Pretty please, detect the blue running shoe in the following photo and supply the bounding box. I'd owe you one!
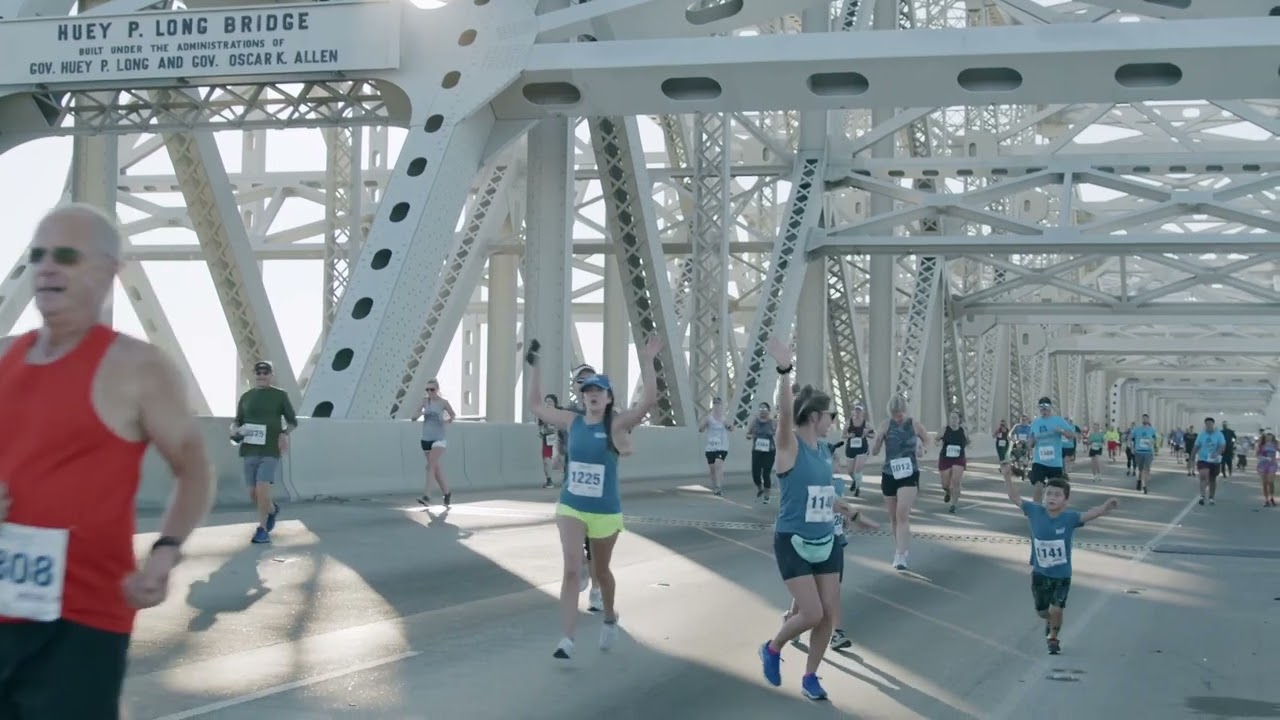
[759,641,782,686]
[252,527,271,544]
[266,503,280,532]
[801,673,827,701]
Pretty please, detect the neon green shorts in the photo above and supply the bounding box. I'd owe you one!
[556,503,625,539]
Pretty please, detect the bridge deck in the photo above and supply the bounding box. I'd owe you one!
[125,456,1280,719]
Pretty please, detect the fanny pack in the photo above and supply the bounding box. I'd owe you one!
[790,533,835,564]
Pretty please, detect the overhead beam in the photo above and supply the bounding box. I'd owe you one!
[812,232,1280,256]
[956,303,1280,326]
[827,151,1280,181]
[1050,336,1280,356]
[495,18,1280,118]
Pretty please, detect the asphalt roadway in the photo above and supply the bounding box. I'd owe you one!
[124,453,1280,719]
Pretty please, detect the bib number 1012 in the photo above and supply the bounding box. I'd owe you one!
[0,551,56,587]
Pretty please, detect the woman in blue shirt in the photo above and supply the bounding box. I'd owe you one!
[524,336,663,661]
[758,337,862,702]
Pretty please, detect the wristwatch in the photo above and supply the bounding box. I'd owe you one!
[152,535,183,561]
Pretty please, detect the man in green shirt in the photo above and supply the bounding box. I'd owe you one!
[232,360,298,544]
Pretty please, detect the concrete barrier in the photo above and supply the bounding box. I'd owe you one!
[134,418,1000,510]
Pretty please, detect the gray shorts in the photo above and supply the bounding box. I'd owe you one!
[243,455,280,487]
[1134,453,1153,471]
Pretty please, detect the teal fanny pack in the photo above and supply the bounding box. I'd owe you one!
[790,533,835,563]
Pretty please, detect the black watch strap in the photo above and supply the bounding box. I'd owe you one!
[152,536,183,552]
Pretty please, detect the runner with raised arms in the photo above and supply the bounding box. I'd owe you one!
[757,337,859,701]
[525,336,662,660]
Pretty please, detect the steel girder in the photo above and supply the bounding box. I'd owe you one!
[587,115,693,425]
[689,111,731,413]
[164,130,300,404]
[729,121,826,424]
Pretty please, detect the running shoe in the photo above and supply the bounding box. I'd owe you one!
[800,673,828,700]
[759,642,782,686]
[265,502,280,532]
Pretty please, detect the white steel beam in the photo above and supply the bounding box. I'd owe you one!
[828,151,1280,181]
[689,111,731,413]
[813,233,1280,255]
[392,162,514,419]
[1050,336,1280,355]
[1073,0,1279,19]
[497,18,1280,118]
[164,130,300,403]
[960,304,1280,326]
[587,115,692,425]
[536,0,825,42]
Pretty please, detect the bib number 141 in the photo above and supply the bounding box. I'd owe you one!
[0,523,69,622]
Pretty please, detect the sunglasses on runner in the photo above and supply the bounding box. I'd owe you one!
[28,246,82,266]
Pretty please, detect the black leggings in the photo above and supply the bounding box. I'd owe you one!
[751,451,775,490]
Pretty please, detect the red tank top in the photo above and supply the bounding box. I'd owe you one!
[0,325,148,634]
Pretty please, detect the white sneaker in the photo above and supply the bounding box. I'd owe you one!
[553,637,574,659]
[600,617,620,651]
[578,570,589,594]
[589,587,603,612]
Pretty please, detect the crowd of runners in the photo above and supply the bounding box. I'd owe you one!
[1,204,1275,715]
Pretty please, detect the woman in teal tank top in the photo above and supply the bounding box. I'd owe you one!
[758,337,865,702]
[524,335,663,662]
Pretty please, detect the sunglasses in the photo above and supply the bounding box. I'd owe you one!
[254,369,272,376]
[426,387,439,392]
[28,246,82,266]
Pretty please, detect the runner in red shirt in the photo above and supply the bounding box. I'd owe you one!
[0,204,214,719]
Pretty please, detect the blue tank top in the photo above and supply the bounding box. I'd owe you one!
[558,415,621,514]
[774,439,836,540]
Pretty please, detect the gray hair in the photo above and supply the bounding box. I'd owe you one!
[888,394,909,416]
[34,203,123,262]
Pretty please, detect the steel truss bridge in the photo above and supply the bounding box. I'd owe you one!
[1,0,1277,434]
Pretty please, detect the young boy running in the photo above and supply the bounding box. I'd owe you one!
[1002,474,1119,654]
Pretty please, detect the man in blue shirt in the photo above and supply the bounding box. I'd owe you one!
[1027,397,1077,503]
[1002,473,1119,655]
[1194,417,1227,506]
[1130,414,1158,495]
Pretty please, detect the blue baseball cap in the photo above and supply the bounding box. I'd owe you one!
[579,374,612,392]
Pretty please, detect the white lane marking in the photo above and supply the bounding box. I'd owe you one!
[148,651,421,720]
[987,492,1201,720]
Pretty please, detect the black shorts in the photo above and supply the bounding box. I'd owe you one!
[1028,463,1065,485]
[1088,449,1102,457]
[844,445,868,459]
[421,440,445,452]
[996,444,1009,463]
[705,450,728,464]
[1031,573,1072,612]
[0,620,130,719]
[1196,461,1221,480]
[774,532,844,581]
[1062,448,1076,459]
[881,470,920,497]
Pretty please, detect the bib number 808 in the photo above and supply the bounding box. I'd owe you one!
[0,551,56,587]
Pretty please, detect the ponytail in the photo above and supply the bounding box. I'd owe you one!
[603,394,619,455]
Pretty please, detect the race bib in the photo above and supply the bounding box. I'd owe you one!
[945,445,961,458]
[1036,445,1055,462]
[1137,438,1152,451]
[754,438,771,452]
[566,461,605,498]
[889,457,913,480]
[805,485,836,523]
[0,523,69,622]
[706,436,725,452]
[849,437,863,449]
[241,423,267,446]
[997,439,1007,447]
[545,435,556,447]
[1033,538,1067,568]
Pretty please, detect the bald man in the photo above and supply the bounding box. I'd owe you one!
[0,204,214,719]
